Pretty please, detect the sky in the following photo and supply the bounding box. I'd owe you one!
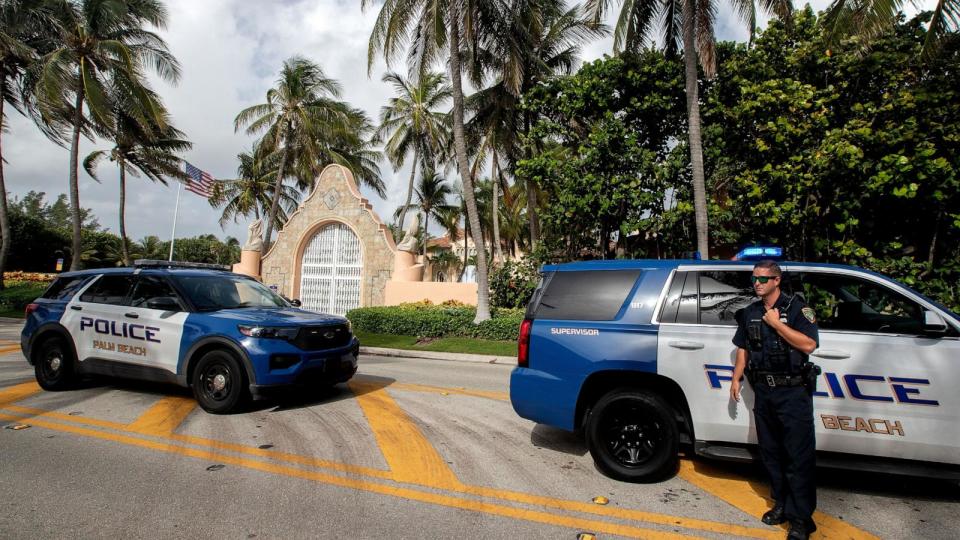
[4,0,932,245]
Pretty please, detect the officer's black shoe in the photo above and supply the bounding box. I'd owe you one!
[786,519,816,540]
[761,505,786,525]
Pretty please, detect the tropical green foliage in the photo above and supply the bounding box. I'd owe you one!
[489,258,541,309]
[347,302,525,341]
[702,8,960,311]
[518,51,687,259]
[7,190,239,270]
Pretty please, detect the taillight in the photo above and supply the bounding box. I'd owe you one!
[517,319,533,368]
[25,303,39,317]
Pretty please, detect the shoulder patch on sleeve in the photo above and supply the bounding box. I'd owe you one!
[801,307,816,323]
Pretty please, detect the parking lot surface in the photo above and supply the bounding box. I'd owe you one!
[1,321,957,539]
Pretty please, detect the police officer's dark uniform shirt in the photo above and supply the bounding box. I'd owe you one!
[733,293,819,373]
[732,292,820,529]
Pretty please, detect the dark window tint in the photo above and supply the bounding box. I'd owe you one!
[796,272,927,335]
[699,271,755,325]
[676,272,699,324]
[534,270,641,321]
[79,275,135,305]
[130,275,182,310]
[658,271,687,323]
[42,276,91,301]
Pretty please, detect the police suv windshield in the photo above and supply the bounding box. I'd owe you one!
[171,274,289,311]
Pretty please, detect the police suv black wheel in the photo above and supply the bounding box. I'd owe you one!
[586,389,679,483]
[34,337,77,391]
[192,350,247,414]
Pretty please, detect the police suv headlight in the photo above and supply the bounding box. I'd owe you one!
[238,326,299,340]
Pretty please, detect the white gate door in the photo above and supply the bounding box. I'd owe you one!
[299,223,362,315]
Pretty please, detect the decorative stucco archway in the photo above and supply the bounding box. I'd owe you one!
[260,164,395,311]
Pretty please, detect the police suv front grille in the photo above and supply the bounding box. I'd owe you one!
[292,324,351,351]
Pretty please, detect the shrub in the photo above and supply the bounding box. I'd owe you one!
[489,258,541,309]
[347,303,523,341]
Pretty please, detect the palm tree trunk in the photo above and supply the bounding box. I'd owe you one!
[263,131,290,251]
[399,147,418,231]
[449,12,491,322]
[492,150,503,264]
[68,90,85,271]
[0,93,10,289]
[119,161,130,266]
[683,0,710,260]
[421,211,430,281]
[523,112,541,249]
[459,217,470,282]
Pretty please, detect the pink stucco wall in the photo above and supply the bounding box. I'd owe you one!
[384,281,478,306]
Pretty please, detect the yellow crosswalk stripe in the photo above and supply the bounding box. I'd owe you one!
[350,380,463,490]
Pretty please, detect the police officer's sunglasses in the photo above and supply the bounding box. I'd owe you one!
[750,275,779,284]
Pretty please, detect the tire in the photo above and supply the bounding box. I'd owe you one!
[191,350,248,414]
[585,388,679,482]
[34,336,77,391]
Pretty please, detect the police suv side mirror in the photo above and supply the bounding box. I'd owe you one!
[147,296,181,312]
[290,299,302,308]
[922,310,948,335]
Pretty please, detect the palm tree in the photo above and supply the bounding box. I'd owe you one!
[825,0,959,58]
[83,89,191,266]
[396,169,457,271]
[235,56,358,250]
[375,71,452,232]
[0,0,57,288]
[209,149,301,231]
[35,0,181,271]
[469,1,605,249]
[585,0,790,259]
[364,0,503,321]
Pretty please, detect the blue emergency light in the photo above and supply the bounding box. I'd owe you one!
[734,245,783,261]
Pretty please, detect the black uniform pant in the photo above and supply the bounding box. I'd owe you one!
[752,383,816,523]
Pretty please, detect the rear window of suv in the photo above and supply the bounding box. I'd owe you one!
[42,276,92,301]
[531,270,641,321]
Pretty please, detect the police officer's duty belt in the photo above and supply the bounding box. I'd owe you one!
[751,372,805,388]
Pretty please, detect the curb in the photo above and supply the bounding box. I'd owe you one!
[0,317,24,324]
[359,346,516,366]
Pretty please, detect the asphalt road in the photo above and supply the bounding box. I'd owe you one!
[1,320,958,539]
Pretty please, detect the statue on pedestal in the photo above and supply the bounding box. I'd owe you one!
[244,219,264,252]
[396,213,419,252]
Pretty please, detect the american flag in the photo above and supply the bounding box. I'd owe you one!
[184,162,216,198]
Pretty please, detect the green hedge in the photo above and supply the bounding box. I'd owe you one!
[347,301,524,341]
[0,281,48,314]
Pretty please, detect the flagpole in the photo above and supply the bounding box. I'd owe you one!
[168,179,183,261]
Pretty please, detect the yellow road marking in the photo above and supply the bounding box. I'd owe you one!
[127,396,197,435]
[5,404,129,431]
[0,381,40,408]
[350,380,463,489]
[0,345,23,355]
[678,459,879,539]
[0,411,700,540]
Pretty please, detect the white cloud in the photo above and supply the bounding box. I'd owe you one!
[3,0,939,251]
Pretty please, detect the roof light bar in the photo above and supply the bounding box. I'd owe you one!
[132,259,232,271]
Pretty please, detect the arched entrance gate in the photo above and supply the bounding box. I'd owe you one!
[299,223,362,315]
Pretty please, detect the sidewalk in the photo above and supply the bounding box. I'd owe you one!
[359,346,516,366]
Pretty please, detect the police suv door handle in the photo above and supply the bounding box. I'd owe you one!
[124,312,139,319]
[70,305,82,311]
[668,340,705,350]
[811,349,850,360]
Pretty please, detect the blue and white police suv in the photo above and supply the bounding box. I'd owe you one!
[510,252,960,482]
[20,260,359,413]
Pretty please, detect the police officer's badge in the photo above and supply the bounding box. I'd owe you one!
[801,307,817,323]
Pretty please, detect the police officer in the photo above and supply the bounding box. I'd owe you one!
[730,260,820,540]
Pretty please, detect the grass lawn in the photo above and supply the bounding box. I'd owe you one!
[355,330,517,357]
[0,308,25,319]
